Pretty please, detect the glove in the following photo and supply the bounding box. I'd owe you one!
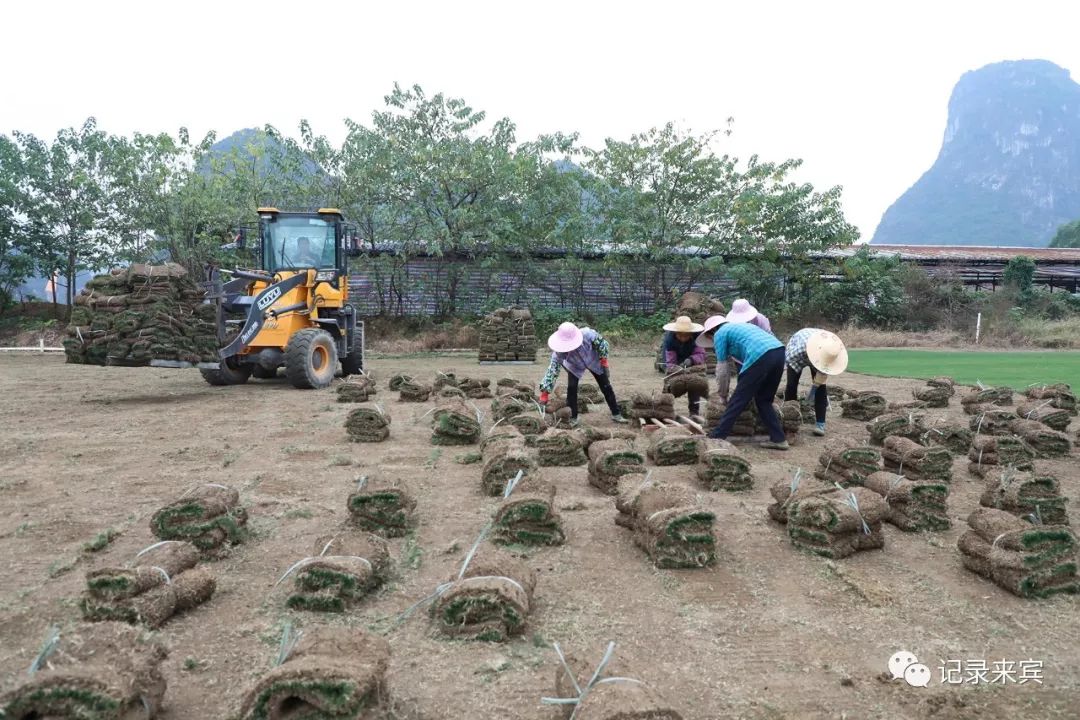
[681,358,693,368]
[599,357,609,369]
[539,391,550,405]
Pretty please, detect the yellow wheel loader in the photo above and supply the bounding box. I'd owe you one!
[192,207,365,389]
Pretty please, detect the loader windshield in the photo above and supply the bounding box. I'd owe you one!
[263,216,336,271]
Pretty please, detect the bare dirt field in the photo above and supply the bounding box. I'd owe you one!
[1,351,1078,719]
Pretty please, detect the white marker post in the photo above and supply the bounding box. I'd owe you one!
[975,312,982,345]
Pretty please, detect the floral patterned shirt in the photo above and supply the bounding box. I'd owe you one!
[539,327,609,392]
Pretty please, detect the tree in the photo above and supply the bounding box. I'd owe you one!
[14,119,121,315]
[0,134,34,310]
[1049,219,1080,248]
[1003,255,1036,292]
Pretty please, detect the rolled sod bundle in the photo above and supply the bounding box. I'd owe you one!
[962,386,1013,409]
[495,380,534,401]
[482,443,539,497]
[663,366,711,399]
[696,440,753,492]
[579,382,603,405]
[430,398,481,446]
[345,406,390,443]
[477,306,539,362]
[347,480,416,537]
[491,394,533,420]
[863,471,950,532]
[767,476,842,524]
[968,435,1036,477]
[388,373,412,391]
[459,376,493,399]
[336,376,376,403]
[545,392,587,420]
[509,413,545,435]
[63,263,222,366]
[704,397,725,427]
[726,401,801,440]
[867,412,927,445]
[881,435,953,482]
[626,392,676,421]
[928,376,956,391]
[979,468,1069,525]
[957,507,1080,598]
[1026,383,1077,416]
[574,425,637,449]
[433,370,459,389]
[888,399,929,412]
[587,439,646,495]
[534,428,588,466]
[814,438,883,486]
[149,484,247,552]
[285,533,390,612]
[431,547,536,641]
[85,541,199,601]
[238,626,390,720]
[840,391,888,421]
[1008,418,1073,458]
[920,420,974,454]
[437,385,466,399]
[0,622,168,719]
[550,645,683,720]
[674,290,726,320]
[398,380,432,402]
[913,384,952,408]
[1016,401,1072,432]
[616,479,716,568]
[647,426,704,466]
[786,487,887,559]
[492,477,565,546]
[80,566,216,628]
[968,405,1017,434]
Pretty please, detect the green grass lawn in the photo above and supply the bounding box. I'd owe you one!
[848,350,1080,391]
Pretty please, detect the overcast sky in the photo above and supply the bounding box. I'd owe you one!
[3,0,1078,241]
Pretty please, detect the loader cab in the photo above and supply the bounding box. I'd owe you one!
[256,207,356,275]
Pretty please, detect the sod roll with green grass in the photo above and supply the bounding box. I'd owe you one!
[430,547,536,642]
[149,484,247,552]
[239,626,390,719]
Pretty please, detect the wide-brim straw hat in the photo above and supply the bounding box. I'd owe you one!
[806,330,848,375]
[663,315,704,334]
[695,315,728,348]
[726,298,759,324]
[548,322,584,353]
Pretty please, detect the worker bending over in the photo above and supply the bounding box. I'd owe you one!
[784,328,848,437]
[698,316,789,450]
[661,315,708,416]
[539,322,630,427]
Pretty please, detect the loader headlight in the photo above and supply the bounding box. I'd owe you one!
[315,271,336,282]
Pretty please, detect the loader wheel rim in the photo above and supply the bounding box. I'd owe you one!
[312,345,329,371]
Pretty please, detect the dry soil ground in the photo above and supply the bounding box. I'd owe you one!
[0,352,1078,719]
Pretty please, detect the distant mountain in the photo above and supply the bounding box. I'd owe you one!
[202,128,320,179]
[872,59,1080,247]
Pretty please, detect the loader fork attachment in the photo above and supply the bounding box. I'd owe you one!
[219,272,307,360]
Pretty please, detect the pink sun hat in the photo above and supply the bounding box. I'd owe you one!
[726,298,760,324]
[695,315,728,348]
[548,322,585,353]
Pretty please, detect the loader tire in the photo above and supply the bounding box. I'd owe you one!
[340,323,364,377]
[252,365,278,379]
[200,358,252,386]
[285,328,338,389]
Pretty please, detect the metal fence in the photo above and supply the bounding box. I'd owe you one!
[346,255,741,317]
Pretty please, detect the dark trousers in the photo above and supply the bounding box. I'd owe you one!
[709,347,786,442]
[567,369,620,417]
[784,364,828,423]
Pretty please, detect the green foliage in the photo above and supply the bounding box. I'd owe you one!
[2,86,858,320]
[1049,219,1080,248]
[1003,255,1036,292]
[808,248,905,326]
